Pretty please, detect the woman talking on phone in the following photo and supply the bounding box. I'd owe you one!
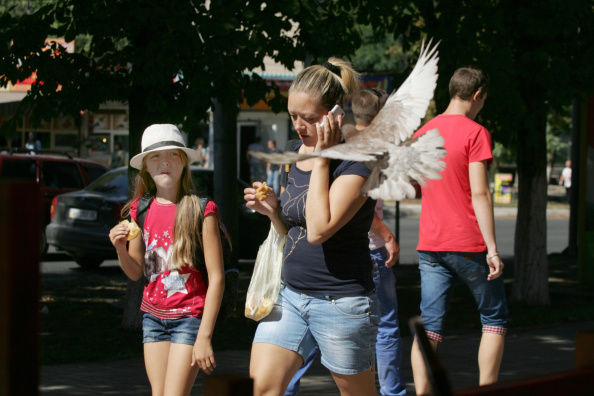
[244,58,379,396]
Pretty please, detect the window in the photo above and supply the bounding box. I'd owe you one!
[42,161,84,189]
[0,159,37,181]
[81,163,108,183]
[86,168,128,195]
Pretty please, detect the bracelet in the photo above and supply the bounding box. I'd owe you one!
[487,253,500,260]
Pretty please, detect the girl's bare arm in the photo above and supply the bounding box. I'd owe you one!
[109,222,145,281]
[191,213,225,374]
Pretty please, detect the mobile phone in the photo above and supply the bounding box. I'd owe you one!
[319,104,346,128]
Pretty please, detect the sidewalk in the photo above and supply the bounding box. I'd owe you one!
[40,320,594,395]
[40,186,574,395]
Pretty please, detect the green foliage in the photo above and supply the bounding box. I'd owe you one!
[546,105,571,161]
[0,0,385,136]
[376,0,594,145]
[0,0,47,15]
[492,142,516,165]
[349,25,410,74]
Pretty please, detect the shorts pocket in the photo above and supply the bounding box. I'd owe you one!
[331,295,371,318]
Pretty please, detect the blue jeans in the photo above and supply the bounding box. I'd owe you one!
[285,247,406,396]
[417,250,508,342]
[267,168,280,196]
[372,247,406,396]
[250,161,266,182]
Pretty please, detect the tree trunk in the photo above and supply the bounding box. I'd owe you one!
[120,85,162,330]
[213,99,239,266]
[511,95,550,305]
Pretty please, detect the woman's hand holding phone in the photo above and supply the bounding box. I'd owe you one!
[316,104,344,152]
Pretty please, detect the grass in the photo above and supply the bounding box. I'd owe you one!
[40,251,594,366]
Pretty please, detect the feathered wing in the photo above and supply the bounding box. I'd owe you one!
[248,150,314,164]
[362,129,446,200]
[249,39,441,166]
[359,38,440,145]
[249,39,446,201]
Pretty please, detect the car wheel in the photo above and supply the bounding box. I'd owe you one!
[40,229,48,258]
[74,255,104,269]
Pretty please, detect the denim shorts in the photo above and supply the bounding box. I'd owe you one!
[142,313,201,345]
[417,251,508,341]
[253,282,380,375]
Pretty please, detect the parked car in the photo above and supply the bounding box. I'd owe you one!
[0,148,109,255]
[46,166,270,268]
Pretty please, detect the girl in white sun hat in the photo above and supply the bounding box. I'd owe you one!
[109,124,225,395]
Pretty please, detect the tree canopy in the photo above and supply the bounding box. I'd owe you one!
[0,0,395,134]
[3,1,593,308]
[0,0,393,327]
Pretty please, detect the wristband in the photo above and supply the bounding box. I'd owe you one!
[487,253,500,260]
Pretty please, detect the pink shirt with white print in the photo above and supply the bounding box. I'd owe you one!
[129,197,217,320]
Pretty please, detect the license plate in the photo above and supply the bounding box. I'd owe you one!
[68,208,97,221]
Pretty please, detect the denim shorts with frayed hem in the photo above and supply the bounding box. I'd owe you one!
[417,251,508,341]
[253,282,380,375]
[142,313,201,345]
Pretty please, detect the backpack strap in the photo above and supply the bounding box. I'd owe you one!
[197,195,232,250]
[198,196,210,214]
[281,139,301,189]
[135,193,153,232]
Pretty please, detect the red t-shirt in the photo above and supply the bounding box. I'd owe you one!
[130,197,217,319]
[413,114,493,252]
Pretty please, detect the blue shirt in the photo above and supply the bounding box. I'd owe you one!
[279,142,376,297]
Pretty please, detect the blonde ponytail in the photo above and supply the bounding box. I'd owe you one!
[289,57,362,111]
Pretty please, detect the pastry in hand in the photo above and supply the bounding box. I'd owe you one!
[255,182,272,201]
[120,219,141,240]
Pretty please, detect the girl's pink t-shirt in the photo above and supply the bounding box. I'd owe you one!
[130,198,217,319]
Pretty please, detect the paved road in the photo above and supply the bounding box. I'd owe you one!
[389,209,570,265]
[41,203,570,273]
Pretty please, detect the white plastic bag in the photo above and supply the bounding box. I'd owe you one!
[244,225,286,321]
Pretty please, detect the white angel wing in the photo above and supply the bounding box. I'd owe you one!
[250,39,440,166]
[248,150,312,164]
[363,128,446,200]
[364,38,440,145]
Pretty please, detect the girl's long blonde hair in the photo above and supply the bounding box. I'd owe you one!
[171,194,204,270]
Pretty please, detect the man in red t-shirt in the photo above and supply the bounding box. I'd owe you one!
[411,67,508,394]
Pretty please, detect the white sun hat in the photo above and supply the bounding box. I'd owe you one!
[129,124,201,170]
